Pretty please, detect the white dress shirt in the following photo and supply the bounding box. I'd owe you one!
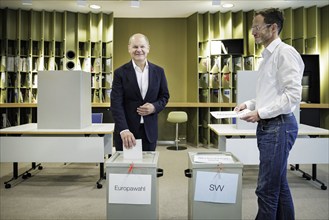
[244,38,305,119]
[132,60,149,123]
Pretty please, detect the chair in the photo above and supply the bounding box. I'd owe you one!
[92,113,103,123]
[167,111,188,151]
[92,113,105,188]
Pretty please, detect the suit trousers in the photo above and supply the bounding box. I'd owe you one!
[114,124,157,151]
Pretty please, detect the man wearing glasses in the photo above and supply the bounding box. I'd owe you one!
[235,8,304,220]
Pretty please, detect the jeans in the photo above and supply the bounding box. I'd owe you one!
[255,113,298,220]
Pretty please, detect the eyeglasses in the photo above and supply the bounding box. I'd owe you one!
[251,24,272,31]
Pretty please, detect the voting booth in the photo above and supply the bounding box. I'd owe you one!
[184,152,243,220]
[38,70,91,129]
[105,152,163,220]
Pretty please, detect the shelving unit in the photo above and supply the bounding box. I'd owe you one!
[187,6,326,147]
[1,6,327,144]
[0,8,113,128]
[190,11,247,147]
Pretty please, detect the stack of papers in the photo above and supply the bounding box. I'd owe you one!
[194,154,235,164]
[210,109,251,119]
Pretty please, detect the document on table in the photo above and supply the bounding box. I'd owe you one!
[210,109,251,119]
[123,139,143,160]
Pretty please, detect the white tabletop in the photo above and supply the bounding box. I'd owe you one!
[208,124,329,136]
[0,123,115,135]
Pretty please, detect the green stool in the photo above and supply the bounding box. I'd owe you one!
[167,111,188,151]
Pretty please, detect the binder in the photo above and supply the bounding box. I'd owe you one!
[0,72,5,88]
[48,57,56,70]
[7,56,15,72]
[82,58,91,72]
[93,89,100,103]
[37,57,44,71]
[0,56,6,72]
[93,58,101,73]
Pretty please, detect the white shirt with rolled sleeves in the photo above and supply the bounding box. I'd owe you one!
[244,38,305,119]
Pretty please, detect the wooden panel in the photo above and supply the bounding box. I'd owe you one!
[281,8,292,41]
[232,11,244,39]
[31,10,42,41]
[43,11,53,41]
[78,13,88,42]
[6,9,17,40]
[293,7,306,39]
[20,10,30,40]
[306,6,317,38]
[221,11,232,39]
[54,11,63,41]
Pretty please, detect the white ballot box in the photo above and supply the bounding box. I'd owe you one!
[185,152,243,220]
[106,152,163,220]
[37,70,91,129]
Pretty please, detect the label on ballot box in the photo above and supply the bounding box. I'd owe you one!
[194,171,239,204]
[108,173,152,205]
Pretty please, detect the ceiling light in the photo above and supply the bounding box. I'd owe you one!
[21,0,32,6]
[222,3,234,8]
[212,0,220,6]
[89,4,101,10]
[131,0,140,8]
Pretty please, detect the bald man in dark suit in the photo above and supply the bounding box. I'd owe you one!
[111,33,170,151]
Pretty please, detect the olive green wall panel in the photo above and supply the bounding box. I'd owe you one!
[0,9,4,40]
[65,11,77,56]
[6,9,17,40]
[31,11,42,41]
[54,12,63,42]
[20,10,30,40]
[293,7,306,39]
[43,11,53,41]
[320,5,329,129]
[187,13,198,103]
[78,13,88,42]
[113,18,187,102]
[281,8,292,41]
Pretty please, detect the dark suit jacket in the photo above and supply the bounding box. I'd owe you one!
[110,60,170,143]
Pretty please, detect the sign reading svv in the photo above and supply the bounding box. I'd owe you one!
[194,171,239,204]
[108,173,152,204]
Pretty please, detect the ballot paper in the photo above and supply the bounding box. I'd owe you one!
[123,139,143,160]
[194,154,235,164]
[210,109,251,119]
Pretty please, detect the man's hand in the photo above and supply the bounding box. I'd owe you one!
[120,130,136,149]
[235,103,260,123]
[240,110,260,123]
[137,103,155,116]
[234,103,247,112]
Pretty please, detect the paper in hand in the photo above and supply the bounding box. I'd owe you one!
[210,109,251,119]
[123,139,143,160]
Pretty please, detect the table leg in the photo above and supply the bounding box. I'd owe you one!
[4,162,43,189]
[290,164,327,190]
[96,163,104,189]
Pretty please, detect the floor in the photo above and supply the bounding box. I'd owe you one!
[0,145,328,220]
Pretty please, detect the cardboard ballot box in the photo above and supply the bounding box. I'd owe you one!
[184,152,243,220]
[105,152,163,220]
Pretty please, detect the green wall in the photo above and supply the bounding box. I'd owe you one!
[113,18,187,102]
[320,5,329,129]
